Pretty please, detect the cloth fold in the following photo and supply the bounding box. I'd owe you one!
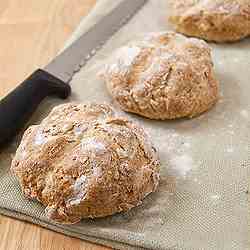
[0,1,249,249]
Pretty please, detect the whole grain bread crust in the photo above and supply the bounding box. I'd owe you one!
[101,32,219,120]
[11,103,160,224]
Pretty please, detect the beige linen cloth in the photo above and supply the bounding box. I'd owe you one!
[0,1,249,249]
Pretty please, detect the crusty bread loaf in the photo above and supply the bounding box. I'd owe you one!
[169,0,250,42]
[11,103,160,224]
[100,32,219,120]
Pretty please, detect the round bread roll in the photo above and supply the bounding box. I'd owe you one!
[169,0,250,42]
[11,103,160,224]
[100,32,219,120]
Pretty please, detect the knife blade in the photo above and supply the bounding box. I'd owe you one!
[45,0,148,83]
[0,0,147,147]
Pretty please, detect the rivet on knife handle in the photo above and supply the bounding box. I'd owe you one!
[0,69,71,147]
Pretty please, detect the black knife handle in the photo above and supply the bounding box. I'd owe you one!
[0,69,71,147]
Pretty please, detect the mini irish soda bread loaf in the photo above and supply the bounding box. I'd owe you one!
[169,0,250,42]
[100,32,219,120]
[11,103,160,224]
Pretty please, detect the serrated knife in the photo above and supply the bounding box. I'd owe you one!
[0,0,147,147]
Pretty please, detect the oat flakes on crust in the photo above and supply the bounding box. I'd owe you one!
[11,103,160,224]
[169,0,250,42]
[100,32,219,120]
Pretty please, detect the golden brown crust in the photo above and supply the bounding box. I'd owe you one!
[100,32,219,120]
[11,103,160,224]
[169,0,250,42]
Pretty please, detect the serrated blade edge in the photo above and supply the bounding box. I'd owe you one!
[44,0,148,83]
